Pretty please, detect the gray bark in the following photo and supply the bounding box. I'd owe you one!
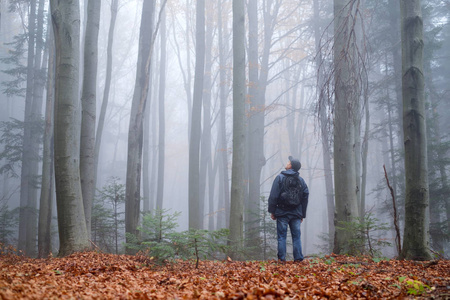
[217,0,230,229]
[399,0,432,260]
[360,95,370,220]
[143,50,155,213]
[171,0,193,140]
[27,0,46,257]
[246,0,282,248]
[320,105,335,252]
[38,15,54,259]
[80,0,101,237]
[50,0,90,256]
[425,54,449,253]
[354,0,367,221]
[18,0,36,256]
[245,0,262,248]
[200,0,213,228]
[188,0,205,230]
[228,0,246,259]
[19,0,46,257]
[125,0,155,249]
[332,0,360,255]
[94,0,118,188]
[148,88,159,212]
[156,8,166,210]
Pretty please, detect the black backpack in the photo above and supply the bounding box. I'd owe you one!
[279,174,303,209]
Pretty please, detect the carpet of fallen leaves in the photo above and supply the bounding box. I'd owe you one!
[0,251,449,299]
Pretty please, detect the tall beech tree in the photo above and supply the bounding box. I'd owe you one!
[245,0,261,248]
[200,0,215,230]
[125,0,155,251]
[94,0,119,188]
[188,0,205,230]
[216,0,231,230]
[156,7,166,210]
[399,0,432,261]
[38,18,54,259]
[27,0,47,257]
[332,0,360,255]
[80,0,101,237]
[228,0,246,259]
[50,0,90,256]
[18,0,37,257]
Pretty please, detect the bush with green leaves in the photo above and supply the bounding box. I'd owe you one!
[336,212,391,257]
[172,228,229,268]
[125,208,180,261]
[125,208,229,267]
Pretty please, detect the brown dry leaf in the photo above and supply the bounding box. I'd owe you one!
[0,252,449,299]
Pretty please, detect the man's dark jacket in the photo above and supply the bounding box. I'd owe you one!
[268,169,309,219]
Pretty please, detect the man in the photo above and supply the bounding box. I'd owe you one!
[268,156,309,262]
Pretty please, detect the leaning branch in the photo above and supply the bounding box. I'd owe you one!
[383,165,401,256]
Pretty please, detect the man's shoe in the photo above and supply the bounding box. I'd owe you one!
[294,259,303,263]
[278,259,286,264]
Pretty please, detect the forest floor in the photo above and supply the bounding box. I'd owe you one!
[0,251,449,299]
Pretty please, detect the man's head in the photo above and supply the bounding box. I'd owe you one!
[287,156,301,172]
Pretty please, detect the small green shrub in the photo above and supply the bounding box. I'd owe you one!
[125,208,229,267]
[398,277,431,295]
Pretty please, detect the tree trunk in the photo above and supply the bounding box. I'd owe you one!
[149,97,159,212]
[27,0,46,257]
[399,0,432,261]
[38,14,54,259]
[18,0,37,257]
[360,94,370,220]
[143,12,157,214]
[424,54,449,253]
[143,51,155,213]
[125,0,155,250]
[80,0,101,238]
[199,0,214,228]
[156,8,166,210]
[217,0,230,229]
[94,0,118,189]
[144,75,157,213]
[185,0,193,139]
[188,0,205,230]
[332,0,359,255]
[50,0,90,256]
[171,0,193,141]
[245,0,261,249]
[320,105,335,252]
[228,0,246,259]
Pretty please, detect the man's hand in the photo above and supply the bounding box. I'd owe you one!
[271,213,276,220]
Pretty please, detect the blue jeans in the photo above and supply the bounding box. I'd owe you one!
[276,215,303,261]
